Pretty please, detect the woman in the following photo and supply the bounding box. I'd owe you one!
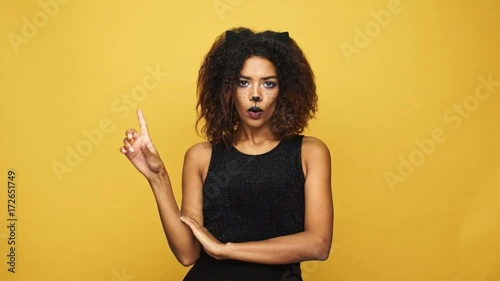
[119,27,333,281]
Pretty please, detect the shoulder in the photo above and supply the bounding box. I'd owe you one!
[183,142,213,169]
[300,136,331,174]
[186,141,213,155]
[301,136,330,156]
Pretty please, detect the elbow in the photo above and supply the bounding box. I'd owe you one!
[179,260,195,267]
[316,248,330,261]
[312,238,332,261]
[173,241,201,267]
[176,251,200,267]
[178,256,197,267]
[314,246,330,261]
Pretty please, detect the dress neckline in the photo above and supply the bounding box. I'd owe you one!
[231,139,284,156]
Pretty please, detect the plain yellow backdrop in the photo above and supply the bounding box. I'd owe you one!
[1,0,499,280]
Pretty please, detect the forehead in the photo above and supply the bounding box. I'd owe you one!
[240,56,277,77]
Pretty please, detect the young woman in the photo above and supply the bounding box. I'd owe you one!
[119,27,333,281]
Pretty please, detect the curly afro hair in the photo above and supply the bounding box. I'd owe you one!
[196,27,317,146]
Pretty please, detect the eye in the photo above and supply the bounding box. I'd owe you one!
[263,81,277,88]
[238,80,250,87]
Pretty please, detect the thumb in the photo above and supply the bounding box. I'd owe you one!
[141,141,157,156]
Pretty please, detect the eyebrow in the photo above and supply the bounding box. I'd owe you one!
[239,75,278,80]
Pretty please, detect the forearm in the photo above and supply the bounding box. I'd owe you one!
[148,170,200,266]
[222,231,331,265]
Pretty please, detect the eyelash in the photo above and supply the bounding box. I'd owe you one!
[238,80,278,88]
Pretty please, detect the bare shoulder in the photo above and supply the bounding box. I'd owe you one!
[184,142,213,175]
[185,141,212,162]
[186,141,212,155]
[302,136,330,157]
[301,136,331,177]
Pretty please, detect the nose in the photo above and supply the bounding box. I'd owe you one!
[250,84,262,102]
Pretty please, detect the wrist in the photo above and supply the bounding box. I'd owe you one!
[147,168,169,187]
[219,242,234,260]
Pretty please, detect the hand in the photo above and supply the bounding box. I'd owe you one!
[120,109,165,180]
[180,216,227,260]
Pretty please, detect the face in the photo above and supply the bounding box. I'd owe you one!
[233,56,279,128]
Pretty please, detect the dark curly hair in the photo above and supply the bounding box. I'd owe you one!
[196,27,317,146]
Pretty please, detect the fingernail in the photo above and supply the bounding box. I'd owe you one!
[129,147,135,153]
[127,133,132,139]
[121,148,126,153]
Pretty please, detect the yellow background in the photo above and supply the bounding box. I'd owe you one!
[1,0,499,280]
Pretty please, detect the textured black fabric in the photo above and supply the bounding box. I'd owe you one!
[184,135,306,281]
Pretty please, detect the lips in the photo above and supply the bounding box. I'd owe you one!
[247,106,264,119]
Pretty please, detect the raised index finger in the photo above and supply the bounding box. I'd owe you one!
[137,109,150,136]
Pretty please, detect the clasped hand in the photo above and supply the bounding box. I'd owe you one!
[181,215,227,260]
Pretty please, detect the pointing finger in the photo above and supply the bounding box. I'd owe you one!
[137,109,150,136]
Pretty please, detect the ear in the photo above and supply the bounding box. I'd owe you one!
[275,32,290,44]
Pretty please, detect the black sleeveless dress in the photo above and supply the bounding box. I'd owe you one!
[184,135,306,281]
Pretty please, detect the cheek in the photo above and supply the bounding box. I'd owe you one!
[235,91,248,110]
[236,91,247,99]
[265,92,278,102]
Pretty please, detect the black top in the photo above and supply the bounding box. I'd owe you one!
[184,135,306,281]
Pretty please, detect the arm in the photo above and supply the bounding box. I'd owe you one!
[181,136,334,264]
[177,142,211,265]
[148,170,199,266]
[120,110,205,266]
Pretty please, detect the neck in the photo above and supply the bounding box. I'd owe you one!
[233,125,278,145]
